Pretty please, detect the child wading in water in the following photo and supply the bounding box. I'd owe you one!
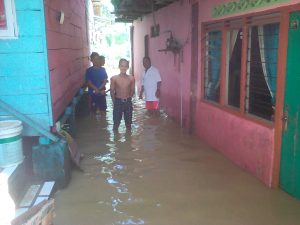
[110,59,135,131]
[85,52,108,117]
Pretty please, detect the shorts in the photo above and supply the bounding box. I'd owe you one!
[91,94,107,111]
[146,101,159,110]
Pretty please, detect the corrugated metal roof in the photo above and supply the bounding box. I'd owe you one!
[111,0,178,22]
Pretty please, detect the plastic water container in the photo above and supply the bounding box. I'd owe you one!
[0,120,23,168]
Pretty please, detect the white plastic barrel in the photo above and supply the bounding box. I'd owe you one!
[0,120,23,168]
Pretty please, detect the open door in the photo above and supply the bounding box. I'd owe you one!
[144,34,149,57]
[280,11,300,200]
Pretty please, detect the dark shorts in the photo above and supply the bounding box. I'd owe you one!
[91,94,107,111]
[113,98,133,127]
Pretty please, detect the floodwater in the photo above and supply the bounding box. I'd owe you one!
[54,97,300,225]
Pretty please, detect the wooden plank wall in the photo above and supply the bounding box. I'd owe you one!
[44,0,90,121]
[0,0,52,136]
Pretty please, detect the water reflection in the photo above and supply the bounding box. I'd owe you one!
[91,99,148,224]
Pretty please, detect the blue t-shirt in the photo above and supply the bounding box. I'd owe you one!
[85,66,108,96]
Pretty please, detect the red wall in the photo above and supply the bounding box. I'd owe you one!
[133,0,299,187]
[44,0,90,121]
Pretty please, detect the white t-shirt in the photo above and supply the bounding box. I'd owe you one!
[141,66,162,101]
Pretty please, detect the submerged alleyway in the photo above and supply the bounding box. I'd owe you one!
[54,97,300,225]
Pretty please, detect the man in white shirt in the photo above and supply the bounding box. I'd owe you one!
[139,56,162,112]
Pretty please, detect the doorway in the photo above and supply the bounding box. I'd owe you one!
[280,11,300,200]
[144,34,149,57]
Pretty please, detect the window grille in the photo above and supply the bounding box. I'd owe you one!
[245,23,279,121]
[203,13,280,122]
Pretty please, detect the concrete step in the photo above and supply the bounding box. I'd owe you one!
[15,181,55,218]
[1,163,56,224]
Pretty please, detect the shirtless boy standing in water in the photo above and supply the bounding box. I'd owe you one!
[110,59,135,131]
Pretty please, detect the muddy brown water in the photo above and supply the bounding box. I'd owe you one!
[54,98,300,225]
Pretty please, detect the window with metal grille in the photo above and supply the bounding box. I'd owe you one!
[246,23,279,121]
[203,30,222,102]
[0,0,17,38]
[202,12,280,122]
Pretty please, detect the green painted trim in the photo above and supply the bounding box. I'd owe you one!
[212,0,290,18]
[0,135,21,144]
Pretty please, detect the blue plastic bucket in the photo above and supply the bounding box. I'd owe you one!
[0,120,23,168]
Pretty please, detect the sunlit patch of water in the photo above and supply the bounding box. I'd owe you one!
[114,218,145,225]
[94,153,116,164]
[84,98,149,224]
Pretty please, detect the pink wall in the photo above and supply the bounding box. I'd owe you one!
[133,0,300,187]
[44,0,90,121]
[133,1,191,125]
[198,104,274,185]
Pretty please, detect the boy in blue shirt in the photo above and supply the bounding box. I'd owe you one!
[86,52,108,115]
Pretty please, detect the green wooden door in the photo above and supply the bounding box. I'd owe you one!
[280,11,300,200]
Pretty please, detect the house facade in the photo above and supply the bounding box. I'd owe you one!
[0,0,90,137]
[132,0,300,200]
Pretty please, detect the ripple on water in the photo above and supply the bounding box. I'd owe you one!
[114,164,125,171]
[94,153,116,164]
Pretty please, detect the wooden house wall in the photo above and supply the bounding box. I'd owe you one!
[0,0,52,135]
[44,0,90,121]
